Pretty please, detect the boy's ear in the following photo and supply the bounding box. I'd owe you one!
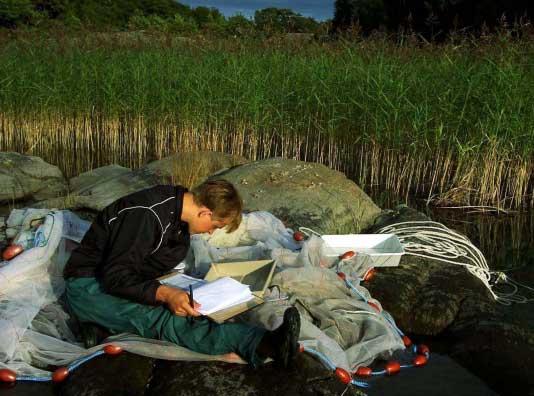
[198,207,212,218]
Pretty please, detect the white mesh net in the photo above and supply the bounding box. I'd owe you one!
[0,209,404,377]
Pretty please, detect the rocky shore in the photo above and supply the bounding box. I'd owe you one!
[1,151,532,396]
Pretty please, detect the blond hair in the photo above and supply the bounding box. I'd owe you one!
[191,179,243,232]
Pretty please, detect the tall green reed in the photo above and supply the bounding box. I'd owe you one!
[0,33,532,208]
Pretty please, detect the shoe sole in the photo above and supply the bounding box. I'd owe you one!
[281,307,301,368]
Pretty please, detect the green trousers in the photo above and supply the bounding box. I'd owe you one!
[65,277,266,367]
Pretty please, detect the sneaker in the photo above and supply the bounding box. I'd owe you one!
[274,307,301,368]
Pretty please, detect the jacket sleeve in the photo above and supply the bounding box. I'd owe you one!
[99,209,163,306]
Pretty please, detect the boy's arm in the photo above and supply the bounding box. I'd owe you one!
[155,285,201,316]
[99,209,163,305]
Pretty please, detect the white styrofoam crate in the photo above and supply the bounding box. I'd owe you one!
[321,234,405,268]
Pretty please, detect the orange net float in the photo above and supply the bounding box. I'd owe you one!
[52,367,69,383]
[337,272,346,281]
[417,344,430,356]
[2,244,24,261]
[334,367,352,384]
[402,335,412,347]
[339,251,356,260]
[385,361,401,376]
[354,366,372,377]
[104,345,123,355]
[0,369,17,383]
[363,268,376,282]
[293,231,305,242]
[413,355,428,367]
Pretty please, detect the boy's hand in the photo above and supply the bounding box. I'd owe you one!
[156,285,201,317]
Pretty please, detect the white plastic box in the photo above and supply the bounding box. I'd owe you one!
[321,234,405,268]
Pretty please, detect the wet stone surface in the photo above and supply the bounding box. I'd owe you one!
[146,353,356,396]
[59,352,155,396]
[1,351,499,396]
[365,205,534,396]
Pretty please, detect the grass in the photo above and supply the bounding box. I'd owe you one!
[0,30,533,209]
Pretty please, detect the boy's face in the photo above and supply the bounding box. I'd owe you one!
[188,209,230,235]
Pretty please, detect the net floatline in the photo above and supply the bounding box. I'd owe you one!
[0,210,428,391]
[374,221,534,305]
[0,343,431,391]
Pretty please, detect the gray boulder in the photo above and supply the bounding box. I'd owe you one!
[35,152,247,212]
[448,267,534,396]
[5,350,497,396]
[35,165,159,212]
[69,164,132,193]
[60,351,155,396]
[0,152,67,203]
[211,158,381,234]
[364,206,489,335]
[365,205,534,396]
[143,151,248,188]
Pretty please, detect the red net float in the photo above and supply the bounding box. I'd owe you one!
[413,355,428,367]
[385,361,401,376]
[339,251,355,260]
[417,344,430,356]
[363,268,376,282]
[52,367,69,383]
[337,272,346,281]
[293,231,305,242]
[2,244,24,261]
[0,369,16,383]
[354,366,372,377]
[298,344,305,353]
[402,335,412,347]
[104,345,123,355]
[334,367,352,384]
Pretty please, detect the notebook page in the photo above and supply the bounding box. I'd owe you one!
[193,277,254,315]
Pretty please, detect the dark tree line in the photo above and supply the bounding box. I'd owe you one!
[0,0,323,34]
[0,0,210,28]
[334,0,534,38]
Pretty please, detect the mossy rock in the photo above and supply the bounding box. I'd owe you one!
[210,158,381,234]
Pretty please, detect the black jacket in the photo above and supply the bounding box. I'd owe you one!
[64,185,190,305]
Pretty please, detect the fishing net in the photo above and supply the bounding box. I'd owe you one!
[0,209,404,377]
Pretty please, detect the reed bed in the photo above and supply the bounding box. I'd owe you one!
[0,33,532,209]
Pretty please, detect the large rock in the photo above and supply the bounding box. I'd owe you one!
[34,152,247,212]
[146,354,357,396]
[4,351,497,396]
[35,165,159,212]
[364,206,489,335]
[69,164,132,193]
[143,151,248,188]
[365,205,534,396]
[448,267,534,396]
[0,152,67,203]
[211,158,381,234]
[59,352,155,396]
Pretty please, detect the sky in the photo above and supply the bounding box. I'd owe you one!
[178,1,335,21]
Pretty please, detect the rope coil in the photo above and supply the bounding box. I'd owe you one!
[375,221,534,305]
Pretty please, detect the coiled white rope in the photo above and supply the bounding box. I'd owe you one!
[375,221,534,305]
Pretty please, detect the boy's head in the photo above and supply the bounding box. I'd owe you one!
[190,179,243,234]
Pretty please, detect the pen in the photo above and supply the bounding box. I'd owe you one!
[188,284,194,324]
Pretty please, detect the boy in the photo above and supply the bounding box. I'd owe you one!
[63,180,300,368]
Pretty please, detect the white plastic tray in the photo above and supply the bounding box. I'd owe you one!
[321,234,405,267]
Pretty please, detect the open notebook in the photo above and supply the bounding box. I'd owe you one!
[159,259,276,322]
[161,274,254,315]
